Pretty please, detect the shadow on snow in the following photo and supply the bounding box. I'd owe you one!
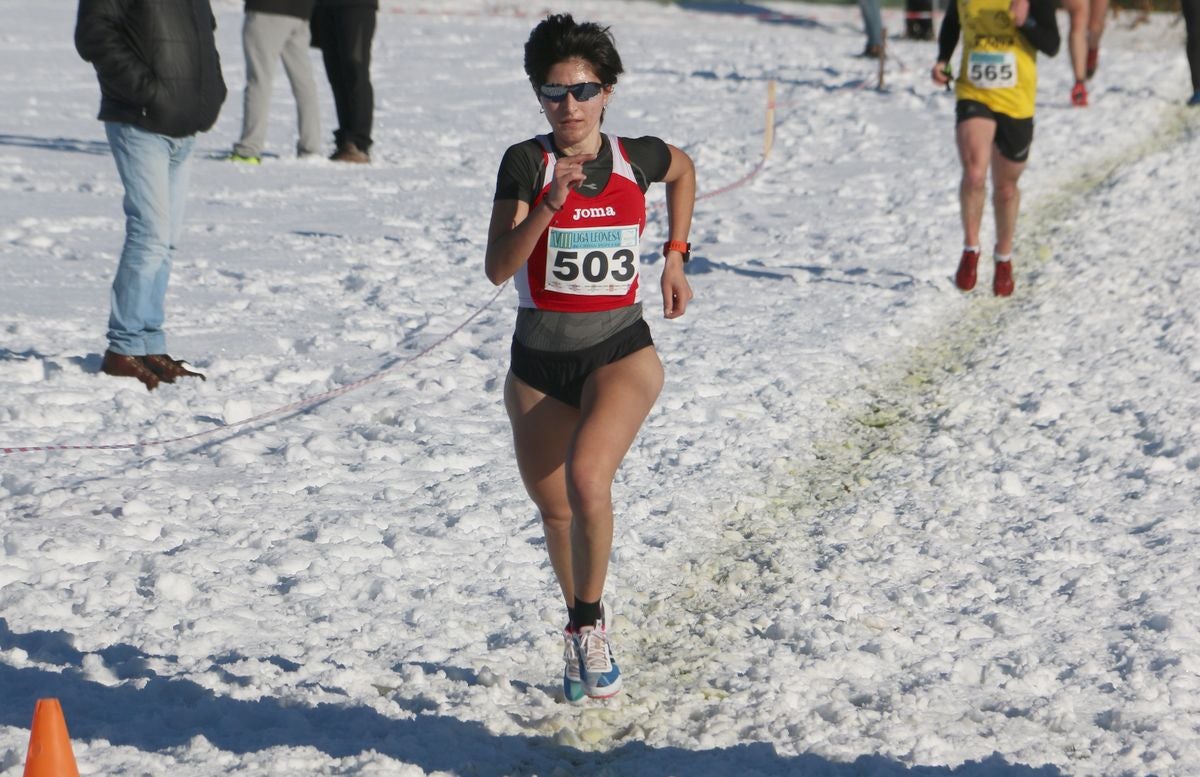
[0,133,110,156]
[675,1,827,29]
[0,620,1063,776]
[639,65,883,96]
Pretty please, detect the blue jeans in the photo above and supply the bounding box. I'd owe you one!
[858,0,884,48]
[104,122,195,356]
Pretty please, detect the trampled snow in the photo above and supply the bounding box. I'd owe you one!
[2,1,1198,774]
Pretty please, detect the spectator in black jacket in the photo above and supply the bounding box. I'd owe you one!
[75,0,227,390]
[311,0,378,163]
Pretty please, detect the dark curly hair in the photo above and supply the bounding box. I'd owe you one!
[523,13,624,87]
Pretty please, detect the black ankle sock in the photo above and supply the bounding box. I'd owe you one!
[566,606,576,630]
[573,598,602,630]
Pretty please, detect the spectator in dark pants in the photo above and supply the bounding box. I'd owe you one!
[1185,0,1200,105]
[311,0,377,162]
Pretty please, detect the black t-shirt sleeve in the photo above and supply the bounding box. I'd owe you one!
[1018,0,1061,57]
[620,135,672,191]
[936,0,960,64]
[492,135,672,202]
[493,140,544,203]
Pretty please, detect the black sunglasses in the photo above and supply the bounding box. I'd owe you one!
[537,82,605,103]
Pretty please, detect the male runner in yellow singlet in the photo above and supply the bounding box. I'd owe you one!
[932,0,1059,296]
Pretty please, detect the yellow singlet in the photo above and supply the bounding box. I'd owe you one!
[955,0,1039,119]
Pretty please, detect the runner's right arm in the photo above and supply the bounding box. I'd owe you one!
[933,0,960,83]
[485,142,593,285]
[936,0,960,65]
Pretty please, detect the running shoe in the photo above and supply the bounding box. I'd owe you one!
[226,152,261,165]
[1189,91,1200,107]
[993,260,1014,297]
[1086,47,1099,79]
[574,622,622,699]
[562,626,586,703]
[1071,81,1088,107]
[955,248,980,291]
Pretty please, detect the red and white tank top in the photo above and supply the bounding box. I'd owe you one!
[515,134,646,312]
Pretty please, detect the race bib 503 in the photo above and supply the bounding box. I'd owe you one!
[545,225,640,296]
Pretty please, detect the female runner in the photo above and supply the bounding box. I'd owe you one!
[485,13,695,701]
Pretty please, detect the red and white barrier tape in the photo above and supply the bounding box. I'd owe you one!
[1,285,506,455]
[2,81,778,457]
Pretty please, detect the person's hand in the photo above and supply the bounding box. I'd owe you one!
[544,153,596,210]
[931,61,951,86]
[1010,0,1030,27]
[661,261,692,319]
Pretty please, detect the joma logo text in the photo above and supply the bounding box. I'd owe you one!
[572,206,617,220]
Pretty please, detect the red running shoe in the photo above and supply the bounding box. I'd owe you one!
[1086,47,1099,79]
[1071,81,1088,107]
[993,260,1014,297]
[955,249,980,291]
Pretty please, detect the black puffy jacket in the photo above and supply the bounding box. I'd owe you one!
[75,0,227,138]
[312,0,379,8]
[246,0,316,19]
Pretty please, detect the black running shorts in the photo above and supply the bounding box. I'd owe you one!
[509,318,654,409]
[956,99,1034,163]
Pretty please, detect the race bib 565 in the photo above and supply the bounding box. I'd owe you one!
[967,50,1017,89]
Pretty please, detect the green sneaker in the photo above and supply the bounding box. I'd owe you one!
[227,153,261,165]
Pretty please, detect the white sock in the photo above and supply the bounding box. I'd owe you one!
[964,245,981,255]
[995,253,1012,264]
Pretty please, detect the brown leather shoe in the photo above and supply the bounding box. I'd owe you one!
[101,350,159,391]
[143,354,206,383]
[330,142,370,163]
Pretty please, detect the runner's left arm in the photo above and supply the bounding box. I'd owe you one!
[661,145,695,319]
[1016,0,1061,56]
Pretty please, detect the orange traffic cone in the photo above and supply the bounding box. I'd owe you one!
[22,698,79,777]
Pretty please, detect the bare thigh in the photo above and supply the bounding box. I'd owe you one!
[569,345,664,499]
[504,370,578,518]
[502,344,666,516]
[957,117,997,180]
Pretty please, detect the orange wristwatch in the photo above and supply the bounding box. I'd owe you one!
[663,240,691,264]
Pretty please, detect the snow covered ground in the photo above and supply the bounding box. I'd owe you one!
[2,0,1199,774]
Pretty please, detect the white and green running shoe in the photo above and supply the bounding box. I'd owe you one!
[562,627,586,703]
